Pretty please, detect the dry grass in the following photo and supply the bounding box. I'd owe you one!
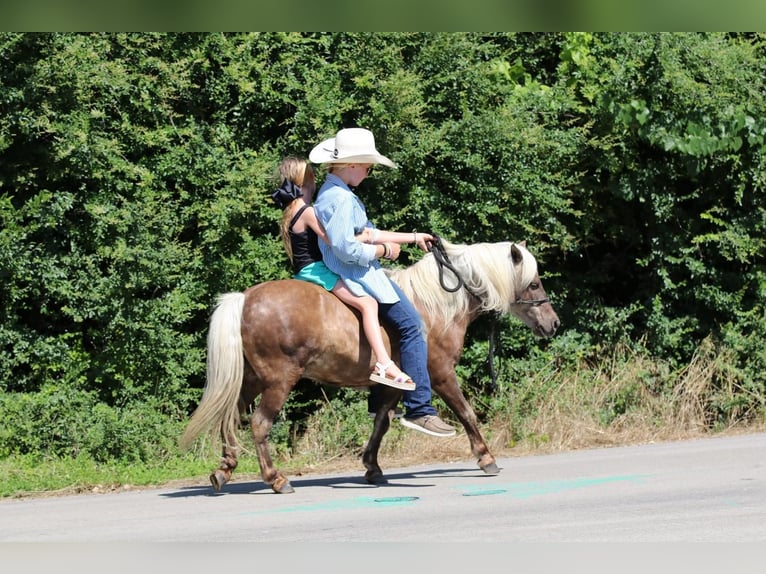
[509,339,762,453]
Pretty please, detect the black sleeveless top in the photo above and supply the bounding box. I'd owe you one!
[289,204,323,272]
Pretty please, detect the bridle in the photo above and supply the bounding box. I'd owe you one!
[514,294,551,306]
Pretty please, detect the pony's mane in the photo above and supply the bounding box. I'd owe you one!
[388,239,538,332]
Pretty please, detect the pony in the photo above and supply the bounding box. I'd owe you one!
[180,238,560,493]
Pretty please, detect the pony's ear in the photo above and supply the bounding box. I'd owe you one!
[511,242,523,264]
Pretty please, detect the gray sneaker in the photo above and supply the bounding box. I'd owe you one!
[400,415,456,437]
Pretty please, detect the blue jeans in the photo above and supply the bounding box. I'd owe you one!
[368,281,437,419]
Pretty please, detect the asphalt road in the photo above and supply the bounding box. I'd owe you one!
[2,432,765,545]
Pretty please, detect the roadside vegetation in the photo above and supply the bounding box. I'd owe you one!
[3,332,763,498]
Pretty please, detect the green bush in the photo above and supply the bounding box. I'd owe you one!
[0,385,185,462]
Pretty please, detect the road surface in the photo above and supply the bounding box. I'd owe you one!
[1,432,764,545]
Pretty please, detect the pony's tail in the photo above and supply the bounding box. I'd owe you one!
[180,292,246,451]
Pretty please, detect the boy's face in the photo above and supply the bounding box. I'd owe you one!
[347,163,373,187]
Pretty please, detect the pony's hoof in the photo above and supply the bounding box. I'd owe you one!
[210,470,229,492]
[272,475,294,494]
[480,461,501,475]
[364,470,388,485]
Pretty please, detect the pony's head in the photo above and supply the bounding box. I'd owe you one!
[507,242,559,338]
[390,239,559,338]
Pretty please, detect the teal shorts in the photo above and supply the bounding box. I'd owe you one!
[295,261,340,291]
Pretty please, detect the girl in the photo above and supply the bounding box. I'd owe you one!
[271,156,414,391]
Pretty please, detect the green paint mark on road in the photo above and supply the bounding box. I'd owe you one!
[457,474,650,499]
[239,495,420,516]
[238,475,650,516]
[374,496,420,504]
[462,489,508,497]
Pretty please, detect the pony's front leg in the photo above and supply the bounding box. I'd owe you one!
[210,441,238,492]
[432,376,499,475]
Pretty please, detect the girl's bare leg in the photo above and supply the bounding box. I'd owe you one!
[331,282,407,380]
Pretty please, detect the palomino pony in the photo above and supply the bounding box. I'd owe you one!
[180,238,559,494]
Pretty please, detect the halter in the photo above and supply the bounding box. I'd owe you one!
[514,295,551,306]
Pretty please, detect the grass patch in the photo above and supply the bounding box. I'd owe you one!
[0,452,263,498]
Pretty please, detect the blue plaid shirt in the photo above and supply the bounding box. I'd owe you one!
[313,173,400,304]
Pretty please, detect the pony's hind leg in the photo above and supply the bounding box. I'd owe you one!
[363,386,400,484]
[210,440,238,492]
[210,370,259,492]
[250,384,295,494]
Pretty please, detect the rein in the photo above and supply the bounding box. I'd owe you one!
[427,235,481,299]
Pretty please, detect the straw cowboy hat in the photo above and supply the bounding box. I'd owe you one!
[309,127,397,168]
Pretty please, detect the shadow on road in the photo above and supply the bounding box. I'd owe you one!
[160,464,501,498]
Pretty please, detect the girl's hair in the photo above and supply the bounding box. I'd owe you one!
[278,156,309,187]
[277,156,311,265]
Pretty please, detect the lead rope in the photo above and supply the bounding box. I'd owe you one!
[488,321,498,392]
[427,235,499,390]
[428,235,481,298]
